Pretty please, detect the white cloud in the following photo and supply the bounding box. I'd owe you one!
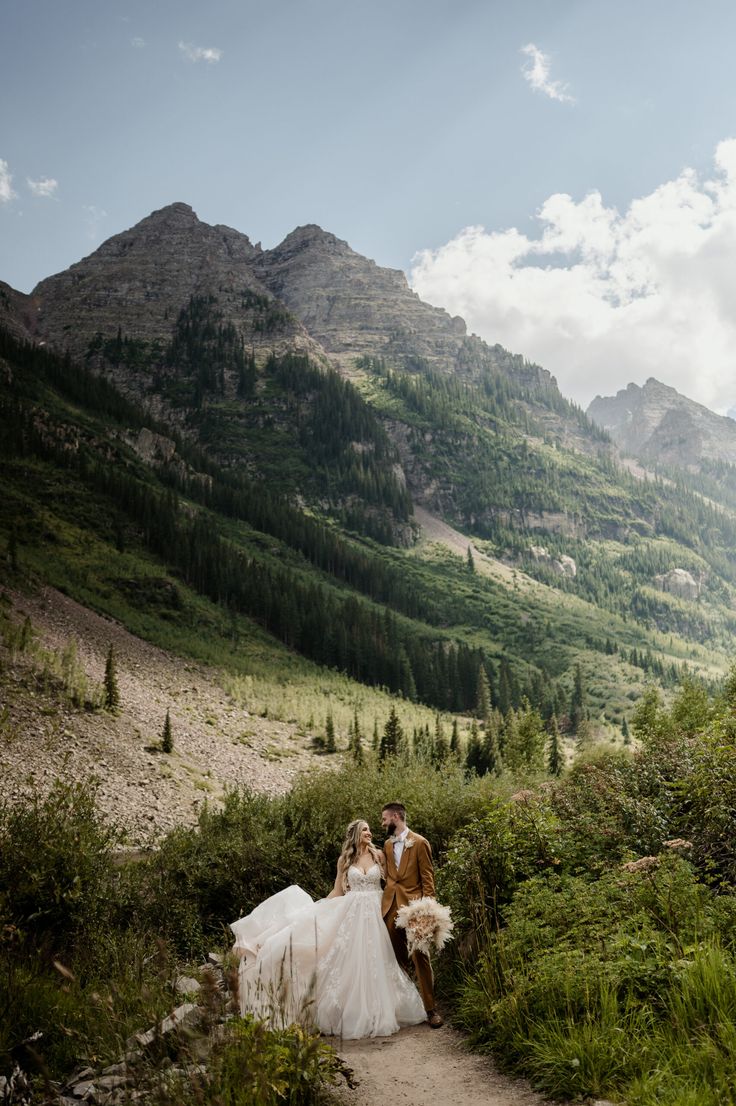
[27,176,58,198]
[178,41,222,64]
[84,204,108,241]
[131,36,146,48]
[0,159,17,203]
[520,43,575,104]
[409,139,736,414]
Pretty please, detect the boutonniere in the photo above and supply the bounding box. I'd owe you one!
[404,838,415,849]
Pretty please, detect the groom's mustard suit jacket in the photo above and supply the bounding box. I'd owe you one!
[381,830,435,918]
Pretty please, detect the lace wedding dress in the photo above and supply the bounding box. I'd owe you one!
[230,863,426,1038]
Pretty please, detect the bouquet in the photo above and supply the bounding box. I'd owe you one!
[395,897,454,958]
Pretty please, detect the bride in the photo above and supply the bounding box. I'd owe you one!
[230,819,426,1038]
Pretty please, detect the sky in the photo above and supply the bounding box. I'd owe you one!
[4,0,736,412]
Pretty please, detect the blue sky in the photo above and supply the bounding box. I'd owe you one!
[4,0,736,409]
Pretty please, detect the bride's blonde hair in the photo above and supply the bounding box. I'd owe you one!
[337,819,382,893]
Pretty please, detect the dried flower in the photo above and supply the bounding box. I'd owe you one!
[663,838,693,852]
[510,789,536,804]
[622,856,660,874]
[395,897,454,958]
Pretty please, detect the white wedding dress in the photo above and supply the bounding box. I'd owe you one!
[230,863,426,1038]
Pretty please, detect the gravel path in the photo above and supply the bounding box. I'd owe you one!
[330,1023,552,1106]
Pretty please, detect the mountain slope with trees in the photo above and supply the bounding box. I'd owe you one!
[3,204,736,738]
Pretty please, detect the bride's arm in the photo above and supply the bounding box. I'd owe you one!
[327,857,345,898]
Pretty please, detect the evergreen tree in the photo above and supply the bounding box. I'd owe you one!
[547,713,563,776]
[7,533,18,572]
[413,723,431,761]
[465,719,483,775]
[621,715,630,744]
[372,718,380,751]
[450,718,460,758]
[505,700,545,773]
[19,616,33,651]
[104,644,120,711]
[350,726,364,765]
[466,545,475,573]
[476,664,492,722]
[379,706,403,762]
[575,719,595,757]
[482,712,503,776]
[324,712,337,753]
[432,714,449,765]
[498,659,513,715]
[161,709,173,754]
[569,664,586,733]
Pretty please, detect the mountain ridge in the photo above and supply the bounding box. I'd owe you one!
[587,376,736,469]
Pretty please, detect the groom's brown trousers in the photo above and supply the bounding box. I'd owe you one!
[382,830,437,1013]
[384,901,435,1012]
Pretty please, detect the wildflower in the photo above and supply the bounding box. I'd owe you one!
[622,856,660,875]
[510,789,535,804]
[663,838,693,852]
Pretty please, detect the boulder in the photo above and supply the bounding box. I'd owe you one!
[126,1003,202,1052]
[174,976,201,996]
[653,568,700,600]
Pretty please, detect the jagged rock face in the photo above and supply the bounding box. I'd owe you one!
[587,378,736,469]
[30,203,313,364]
[254,224,469,372]
[0,281,34,341]
[529,545,577,576]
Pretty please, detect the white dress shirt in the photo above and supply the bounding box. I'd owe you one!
[393,826,409,869]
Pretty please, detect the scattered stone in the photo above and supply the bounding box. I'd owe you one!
[175,975,201,995]
[69,1079,96,1099]
[206,951,223,967]
[126,1002,203,1052]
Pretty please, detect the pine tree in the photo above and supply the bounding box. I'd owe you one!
[569,663,585,733]
[466,545,475,573]
[482,713,503,776]
[379,706,403,762]
[432,714,449,765]
[104,644,120,711]
[324,712,337,753]
[372,718,380,751]
[7,533,18,572]
[161,709,173,754]
[498,659,513,715]
[348,709,364,764]
[450,718,460,758]
[465,719,483,775]
[547,713,563,776]
[621,715,630,744]
[476,664,492,722]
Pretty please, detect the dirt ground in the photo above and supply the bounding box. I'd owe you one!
[329,1023,552,1106]
[0,585,317,843]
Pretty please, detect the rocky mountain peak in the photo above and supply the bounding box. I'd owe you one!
[29,203,280,363]
[255,222,468,370]
[588,377,736,469]
[271,224,353,258]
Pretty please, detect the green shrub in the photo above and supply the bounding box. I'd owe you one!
[166,1017,343,1106]
[0,778,117,952]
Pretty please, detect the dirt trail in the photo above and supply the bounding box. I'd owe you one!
[330,1024,551,1106]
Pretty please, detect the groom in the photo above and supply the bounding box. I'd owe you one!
[381,801,443,1028]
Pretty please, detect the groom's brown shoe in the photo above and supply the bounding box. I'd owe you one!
[427,1010,443,1028]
